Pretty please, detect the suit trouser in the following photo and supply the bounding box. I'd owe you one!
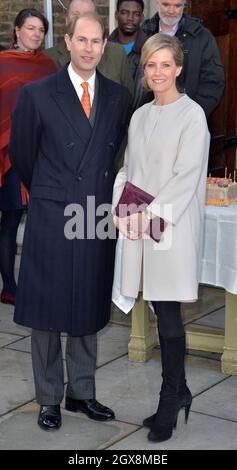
[31,329,97,405]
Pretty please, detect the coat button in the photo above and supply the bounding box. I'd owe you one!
[66,142,75,148]
[108,142,114,148]
[76,175,82,181]
[104,170,108,177]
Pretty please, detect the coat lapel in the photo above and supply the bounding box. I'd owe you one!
[51,65,92,145]
[76,71,122,173]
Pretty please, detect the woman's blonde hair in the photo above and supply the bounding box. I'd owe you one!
[140,33,184,89]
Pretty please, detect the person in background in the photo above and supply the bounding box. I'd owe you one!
[109,0,146,79]
[108,0,147,109]
[0,8,57,306]
[9,12,130,431]
[45,0,134,97]
[141,0,224,117]
[0,45,5,51]
[112,33,210,443]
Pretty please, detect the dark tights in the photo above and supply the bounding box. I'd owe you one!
[0,209,23,295]
[152,301,185,339]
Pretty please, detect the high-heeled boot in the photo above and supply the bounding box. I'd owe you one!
[143,336,192,429]
[143,380,192,429]
[147,335,191,442]
[179,377,192,422]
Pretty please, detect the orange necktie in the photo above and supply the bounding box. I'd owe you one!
[81,81,91,119]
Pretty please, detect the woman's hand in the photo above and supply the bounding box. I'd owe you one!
[113,215,136,239]
[113,212,150,240]
[128,212,150,239]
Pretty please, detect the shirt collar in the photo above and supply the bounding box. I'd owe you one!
[159,23,178,36]
[68,63,96,93]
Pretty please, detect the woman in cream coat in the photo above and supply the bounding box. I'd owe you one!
[113,33,210,443]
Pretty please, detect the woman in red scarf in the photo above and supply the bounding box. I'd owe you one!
[0,8,57,305]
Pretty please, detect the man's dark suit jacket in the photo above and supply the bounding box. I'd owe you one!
[9,66,131,336]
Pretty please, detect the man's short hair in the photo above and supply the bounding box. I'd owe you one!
[116,0,144,12]
[67,11,106,39]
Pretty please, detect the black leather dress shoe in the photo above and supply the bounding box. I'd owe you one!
[38,405,61,430]
[65,397,115,421]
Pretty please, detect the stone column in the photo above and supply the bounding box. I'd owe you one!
[221,291,237,374]
[128,294,159,362]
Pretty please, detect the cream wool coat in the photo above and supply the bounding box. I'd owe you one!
[112,95,210,301]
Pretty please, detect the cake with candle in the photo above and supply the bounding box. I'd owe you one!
[205,171,237,206]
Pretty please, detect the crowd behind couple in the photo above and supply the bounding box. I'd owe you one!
[0,0,224,444]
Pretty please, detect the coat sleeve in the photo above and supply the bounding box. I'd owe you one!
[112,146,128,212]
[9,85,42,191]
[193,31,225,117]
[147,107,210,225]
[114,89,133,172]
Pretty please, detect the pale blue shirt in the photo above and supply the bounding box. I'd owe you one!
[159,23,178,36]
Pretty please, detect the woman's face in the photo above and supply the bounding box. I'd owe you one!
[15,16,45,52]
[144,47,181,97]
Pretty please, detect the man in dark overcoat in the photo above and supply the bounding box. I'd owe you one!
[9,12,131,430]
[141,0,225,117]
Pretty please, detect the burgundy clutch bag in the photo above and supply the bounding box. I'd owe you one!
[115,181,166,243]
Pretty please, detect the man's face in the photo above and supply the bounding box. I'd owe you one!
[115,1,144,36]
[65,17,106,80]
[66,0,96,25]
[156,1,185,27]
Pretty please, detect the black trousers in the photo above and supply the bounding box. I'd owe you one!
[0,209,23,294]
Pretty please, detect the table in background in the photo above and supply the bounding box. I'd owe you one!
[200,202,237,373]
[128,203,237,374]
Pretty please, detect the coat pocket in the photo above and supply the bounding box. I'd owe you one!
[30,185,66,202]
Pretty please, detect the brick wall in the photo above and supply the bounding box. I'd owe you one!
[0,0,109,48]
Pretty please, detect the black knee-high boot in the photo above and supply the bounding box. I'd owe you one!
[159,334,192,414]
[147,334,192,442]
[160,333,192,412]
[178,348,192,414]
[143,301,192,442]
[143,335,192,431]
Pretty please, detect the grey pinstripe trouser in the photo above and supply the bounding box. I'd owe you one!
[31,329,97,405]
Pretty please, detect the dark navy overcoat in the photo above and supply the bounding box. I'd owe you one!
[9,66,130,336]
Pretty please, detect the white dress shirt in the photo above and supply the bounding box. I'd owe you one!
[67,63,96,106]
